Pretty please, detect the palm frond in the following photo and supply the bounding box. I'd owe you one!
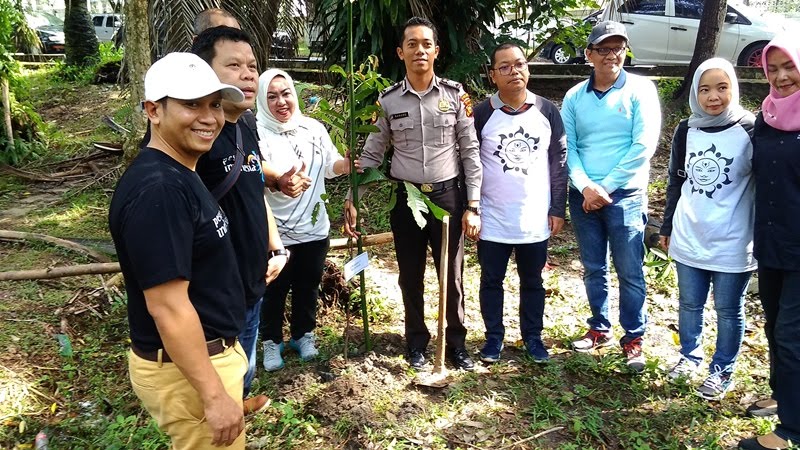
[150,0,219,57]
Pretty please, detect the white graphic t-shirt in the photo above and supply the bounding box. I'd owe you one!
[670,124,756,272]
[478,94,555,244]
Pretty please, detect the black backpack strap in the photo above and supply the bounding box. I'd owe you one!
[242,110,259,141]
[211,123,244,201]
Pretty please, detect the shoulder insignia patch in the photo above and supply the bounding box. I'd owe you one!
[372,100,381,124]
[440,78,463,90]
[379,82,402,97]
[460,93,474,117]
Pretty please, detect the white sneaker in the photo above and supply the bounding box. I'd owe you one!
[262,340,285,372]
[668,357,700,381]
[289,332,319,361]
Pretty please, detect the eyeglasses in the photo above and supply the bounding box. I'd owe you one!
[590,46,627,56]
[492,61,528,76]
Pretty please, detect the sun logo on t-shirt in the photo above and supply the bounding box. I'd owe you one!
[493,126,539,174]
[686,144,733,199]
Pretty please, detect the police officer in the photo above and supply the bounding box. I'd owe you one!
[344,17,482,371]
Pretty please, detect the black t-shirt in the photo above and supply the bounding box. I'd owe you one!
[196,120,268,306]
[109,149,246,352]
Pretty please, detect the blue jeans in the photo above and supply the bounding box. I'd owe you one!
[569,188,647,340]
[239,297,262,398]
[758,267,800,443]
[675,262,750,374]
[478,239,548,343]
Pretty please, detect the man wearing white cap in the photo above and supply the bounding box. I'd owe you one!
[109,52,249,449]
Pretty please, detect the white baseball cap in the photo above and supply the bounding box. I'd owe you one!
[144,52,244,103]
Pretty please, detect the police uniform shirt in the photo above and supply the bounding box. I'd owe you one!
[359,76,482,201]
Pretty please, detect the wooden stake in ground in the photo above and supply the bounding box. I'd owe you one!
[433,215,450,375]
[415,215,450,388]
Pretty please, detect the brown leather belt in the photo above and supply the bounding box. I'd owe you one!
[131,337,237,363]
[408,178,458,193]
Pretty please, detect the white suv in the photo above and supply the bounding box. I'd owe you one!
[91,14,122,43]
[601,0,785,66]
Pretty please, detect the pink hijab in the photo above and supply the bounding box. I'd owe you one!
[761,34,800,132]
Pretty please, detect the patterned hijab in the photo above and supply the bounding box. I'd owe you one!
[256,69,301,134]
[761,34,800,132]
[688,58,748,128]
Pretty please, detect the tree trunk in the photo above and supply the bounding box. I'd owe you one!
[122,0,151,165]
[1,78,11,141]
[672,0,728,103]
[64,0,99,66]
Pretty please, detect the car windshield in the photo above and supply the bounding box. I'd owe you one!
[728,0,763,18]
[27,12,64,29]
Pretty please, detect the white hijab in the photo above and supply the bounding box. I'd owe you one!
[688,58,748,128]
[256,69,301,134]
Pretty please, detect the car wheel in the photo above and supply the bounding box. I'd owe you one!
[552,44,574,64]
[738,42,766,67]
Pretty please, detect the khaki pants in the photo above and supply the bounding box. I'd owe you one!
[129,342,248,450]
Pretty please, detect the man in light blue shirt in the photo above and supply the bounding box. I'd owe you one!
[561,21,661,372]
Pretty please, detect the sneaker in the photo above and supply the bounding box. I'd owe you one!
[572,329,614,352]
[696,371,734,400]
[447,347,475,371]
[243,395,270,415]
[621,337,645,372]
[668,357,700,381]
[479,339,504,363]
[746,398,778,417]
[289,332,319,361]
[407,348,427,369]
[525,339,550,363]
[262,340,285,372]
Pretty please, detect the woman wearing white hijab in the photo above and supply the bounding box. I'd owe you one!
[659,58,756,400]
[256,69,352,371]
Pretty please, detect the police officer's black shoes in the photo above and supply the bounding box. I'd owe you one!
[407,349,427,369]
[447,347,475,371]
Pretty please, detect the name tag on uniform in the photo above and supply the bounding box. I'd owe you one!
[344,252,370,282]
[391,112,409,120]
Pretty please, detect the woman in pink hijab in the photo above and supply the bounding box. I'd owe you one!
[740,34,800,450]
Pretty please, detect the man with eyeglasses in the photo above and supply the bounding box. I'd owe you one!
[343,16,482,371]
[471,43,567,364]
[561,21,661,372]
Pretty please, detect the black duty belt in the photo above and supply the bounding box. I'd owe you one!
[131,337,237,363]
[406,178,459,193]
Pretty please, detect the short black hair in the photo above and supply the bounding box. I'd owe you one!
[490,42,524,67]
[398,16,438,47]
[193,8,238,35]
[191,26,252,66]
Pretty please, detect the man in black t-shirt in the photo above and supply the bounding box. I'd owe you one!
[191,26,288,414]
[109,53,249,449]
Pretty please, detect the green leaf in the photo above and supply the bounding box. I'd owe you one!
[422,196,450,221]
[311,202,321,226]
[403,182,428,229]
[328,64,347,77]
[649,247,669,261]
[355,167,387,185]
[355,124,380,134]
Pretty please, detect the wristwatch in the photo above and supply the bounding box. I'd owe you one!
[269,249,290,259]
[465,205,481,215]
